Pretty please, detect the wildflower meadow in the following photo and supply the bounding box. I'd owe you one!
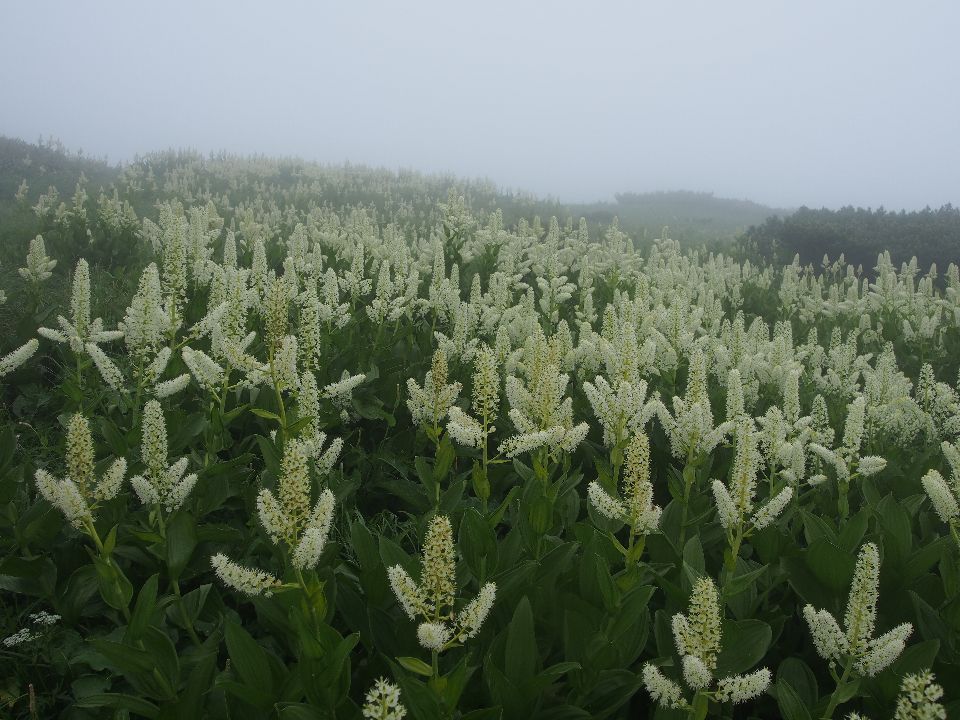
[0,148,957,719]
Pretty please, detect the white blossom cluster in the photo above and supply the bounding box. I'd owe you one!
[34,414,126,529]
[2,610,61,648]
[18,234,56,283]
[255,438,340,570]
[129,400,197,512]
[803,543,912,677]
[387,515,496,653]
[587,430,661,536]
[642,577,770,709]
[362,678,406,720]
[38,259,124,354]
[0,339,39,378]
[501,328,588,459]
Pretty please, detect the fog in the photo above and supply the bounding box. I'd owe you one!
[1,0,957,210]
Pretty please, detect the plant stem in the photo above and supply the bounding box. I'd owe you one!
[294,565,321,634]
[821,659,853,720]
[679,461,695,549]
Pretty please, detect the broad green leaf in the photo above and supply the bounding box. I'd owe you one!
[125,574,158,643]
[224,620,273,704]
[505,596,537,683]
[715,619,771,676]
[73,693,160,717]
[166,510,197,579]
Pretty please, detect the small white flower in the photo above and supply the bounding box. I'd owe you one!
[29,611,61,626]
[682,654,712,690]
[587,481,625,521]
[714,668,771,703]
[751,487,793,530]
[35,469,91,528]
[85,343,125,391]
[447,406,485,448]
[457,582,496,639]
[2,629,39,647]
[0,339,39,378]
[857,456,887,477]
[641,663,686,709]
[856,623,913,676]
[416,621,451,651]
[154,373,191,399]
[182,346,225,391]
[211,553,279,597]
[712,480,737,529]
[921,470,958,523]
[292,527,328,571]
[387,565,426,620]
[362,677,407,720]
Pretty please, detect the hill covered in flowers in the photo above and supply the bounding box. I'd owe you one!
[0,138,958,719]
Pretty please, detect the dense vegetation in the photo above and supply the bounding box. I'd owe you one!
[0,137,958,719]
[737,205,960,272]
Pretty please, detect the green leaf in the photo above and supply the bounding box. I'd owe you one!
[397,657,433,677]
[97,417,129,457]
[224,620,273,704]
[540,661,582,677]
[180,583,212,625]
[833,678,861,704]
[715,619,771,676]
[102,525,118,555]
[805,539,855,594]
[141,626,180,691]
[801,509,837,545]
[0,426,16,469]
[683,534,705,575]
[0,556,57,597]
[433,435,455,482]
[379,535,415,574]
[723,563,768,597]
[90,639,158,675]
[461,710,503,720]
[877,494,913,563]
[415,456,436,495]
[73,693,160,717]
[489,486,519,526]
[775,679,812,720]
[277,704,325,720]
[125,574,158,643]
[250,408,282,420]
[891,639,940,677]
[776,657,818,708]
[92,554,133,611]
[505,596,537,683]
[255,435,283,477]
[838,509,869,552]
[166,510,197,579]
[459,508,496,580]
[580,669,644,717]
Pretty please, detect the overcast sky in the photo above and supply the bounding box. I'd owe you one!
[1,1,957,209]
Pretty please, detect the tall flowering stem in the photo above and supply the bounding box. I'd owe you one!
[712,421,793,592]
[587,430,662,570]
[803,543,913,719]
[642,576,771,715]
[214,437,340,636]
[34,414,130,619]
[387,515,496,687]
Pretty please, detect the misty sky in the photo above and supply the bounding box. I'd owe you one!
[1,1,958,210]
